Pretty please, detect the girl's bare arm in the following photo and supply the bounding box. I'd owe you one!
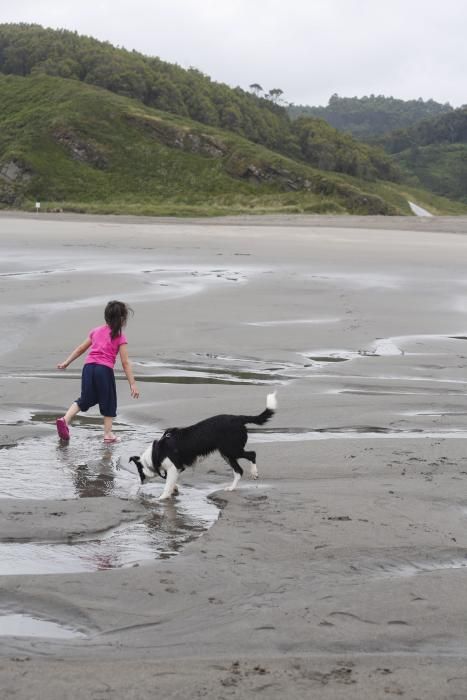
[57,338,92,369]
[119,344,140,398]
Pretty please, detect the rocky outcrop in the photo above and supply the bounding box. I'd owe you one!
[52,128,109,169]
[232,161,313,191]
[126,114,227,158]
[225,157,397,214]
[0,160,31,183]
[0,160,32,205]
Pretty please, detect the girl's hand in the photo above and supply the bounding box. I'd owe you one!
[57,362,68,370]
[130,383,140,399]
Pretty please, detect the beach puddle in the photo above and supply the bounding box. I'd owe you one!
[308,271,403,289]
[353,552,467,579]
[135,356,301,385]
[372,333,467,355]
[0,486,219,575]
[249,427,467,442]
[246,318,340,327]
[3,354,299,386]
[0,429,136,500]
[301,349,371,365]
[336,380,465,396]
[395,558,467,576]
[301,331,467,367]
[136,371,283,385]
[0,613,86,639]
[306,355,350,364]
[0,415,221,574]
[401,410,467,417]
[300,345,404,366]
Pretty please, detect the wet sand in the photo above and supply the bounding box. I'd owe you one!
[1,212,467,698]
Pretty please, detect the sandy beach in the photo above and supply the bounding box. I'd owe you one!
[1,212,467,698]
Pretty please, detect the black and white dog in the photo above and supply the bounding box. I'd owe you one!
[129,392,277,499]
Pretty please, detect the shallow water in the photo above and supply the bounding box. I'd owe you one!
[250,427,467,442]
[246,317,340,327]
[0,410,221,574]
[352,552,467,579]
[0,354,304,386]
[0,613,86,638]
[0,486,219,575]
[0,423,140,500]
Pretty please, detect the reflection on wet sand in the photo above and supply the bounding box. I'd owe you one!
[72,450,116,498]
[0,486,219,575]
[0,612,86,639]
[0,410,221,574]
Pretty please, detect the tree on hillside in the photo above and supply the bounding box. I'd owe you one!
[267,88,284,103]
[249,83,263,96]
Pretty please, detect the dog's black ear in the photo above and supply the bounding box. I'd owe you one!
[151,439,168,480]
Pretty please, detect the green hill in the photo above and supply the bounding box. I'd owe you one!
[0,24,407,184]
[1,73,415,216]
[0,23,293,154]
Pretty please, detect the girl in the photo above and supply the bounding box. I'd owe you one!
[56,300,139,443]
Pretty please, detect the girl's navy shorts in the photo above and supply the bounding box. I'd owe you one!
[76,363,117,417]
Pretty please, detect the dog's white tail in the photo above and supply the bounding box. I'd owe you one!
[267,391,277,411]
[241,392,277,426]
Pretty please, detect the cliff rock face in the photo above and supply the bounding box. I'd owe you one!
[52,129,109,169]
[0,160,31,204]
[125,114,227,158]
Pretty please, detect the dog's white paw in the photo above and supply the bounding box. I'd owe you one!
[158,493,172,501]
[249,465,258,480]
[224,485,235,491]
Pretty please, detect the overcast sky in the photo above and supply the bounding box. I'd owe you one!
[1,0,466,107]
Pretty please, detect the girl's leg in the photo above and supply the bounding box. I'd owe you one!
[56,402,80,440]
[103,416,118,441]
[56,365,94,440]
[96,366,118,441]
[64,402,80,424]
[103,415,113,436]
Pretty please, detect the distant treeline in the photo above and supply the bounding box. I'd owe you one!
[288,93,467,204]
[0,23,400,183]
[380,107,467,204]
[380,108,467,152]
[289,94,454,139]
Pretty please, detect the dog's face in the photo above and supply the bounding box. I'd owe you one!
[129,436,170,484]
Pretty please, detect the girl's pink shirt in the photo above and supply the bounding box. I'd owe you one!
[84,325,128,369]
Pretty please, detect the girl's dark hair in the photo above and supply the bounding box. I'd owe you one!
[105,300,133,339]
